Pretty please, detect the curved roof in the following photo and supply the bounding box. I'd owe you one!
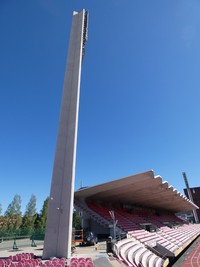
[75,170,199,213]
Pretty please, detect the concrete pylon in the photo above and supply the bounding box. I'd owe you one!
[43,9,88,259]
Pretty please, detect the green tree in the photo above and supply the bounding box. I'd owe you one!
[34,213,41,229]
[0,203,2,215]
[4,194,22,230]
[73,211,81,229]
[25,195,36,216]
[37,197,49,229]
[22,195,37,233]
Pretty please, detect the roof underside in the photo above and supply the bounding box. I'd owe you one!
[75,170,199,213]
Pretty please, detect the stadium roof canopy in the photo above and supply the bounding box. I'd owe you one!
[75,170,199,213]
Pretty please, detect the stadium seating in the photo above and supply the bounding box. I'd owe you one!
[113,237,165,267]
[83,201,200,265]
[86,203,141,232]
[1,254,40,267]
[86,202,189,234]
[1,253,94,267]
[69,258,93,267]
[74,199,109,227]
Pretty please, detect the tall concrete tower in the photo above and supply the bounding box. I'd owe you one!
[43,10,88,259]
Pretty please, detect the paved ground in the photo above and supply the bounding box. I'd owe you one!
[72,242,125,267]
[0,239,124,267]
[1,237,200,266]
[170,235,200,267]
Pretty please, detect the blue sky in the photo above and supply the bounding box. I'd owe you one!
[0,0,200,214]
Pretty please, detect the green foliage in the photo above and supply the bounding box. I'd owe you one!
[5,194,22,217]
[4,195,22,230]
[73,211,81,229]
[21,195,37,233]
[36,197,49,229]
[0,195,81,241]
[0,204,2,215]
[1,195,50,233]
[2,216,22,231]
[33,213,41,229]
[25,195,36,216]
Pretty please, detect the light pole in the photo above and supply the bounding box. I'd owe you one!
[109,210,118,240]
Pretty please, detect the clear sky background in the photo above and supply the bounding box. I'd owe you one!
[0,0,200,214]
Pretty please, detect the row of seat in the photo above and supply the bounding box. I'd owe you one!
[9,254,35,261]
[0,254,38,267]
[86,203,141,232]
[0,257,40,267]
[86,202,186,233]
[0,254,94,267]
[0,260,65,267]
[113,237,165,267]
[42,258,66,267]
[159,224,200,247]
[113,207,184,227]
[129,229,179,253]
[74,199,109,227]
[128,223,200,256]
[69,258,93,267]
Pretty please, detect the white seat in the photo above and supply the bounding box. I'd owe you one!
[141,250,153,267]
[127,244,143,265]
[113,239,133,259]
[134,247,148,265]
[120,242,136,266]
[117,238,133,247]
[155,257,163,267]
[148,254,159,267]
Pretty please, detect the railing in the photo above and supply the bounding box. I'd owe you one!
[0,229,45,250]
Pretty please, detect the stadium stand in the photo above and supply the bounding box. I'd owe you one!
[74,170,200,266]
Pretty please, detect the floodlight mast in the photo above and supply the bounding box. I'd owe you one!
[182,172,199,223]
[109,210,118,240]
[43,9,88,259]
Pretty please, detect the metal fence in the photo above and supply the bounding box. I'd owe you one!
[0,229,45,251]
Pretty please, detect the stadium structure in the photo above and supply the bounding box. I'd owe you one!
[74,170,200,266]
[41,8,200,266]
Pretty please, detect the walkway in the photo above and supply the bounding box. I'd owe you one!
[172,236,200,267]
[181,238,200,267]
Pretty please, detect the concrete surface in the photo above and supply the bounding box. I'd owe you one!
[0,240,124,267]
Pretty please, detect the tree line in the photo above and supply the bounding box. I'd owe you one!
[0,195,81,235]
[0,194,49,234]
